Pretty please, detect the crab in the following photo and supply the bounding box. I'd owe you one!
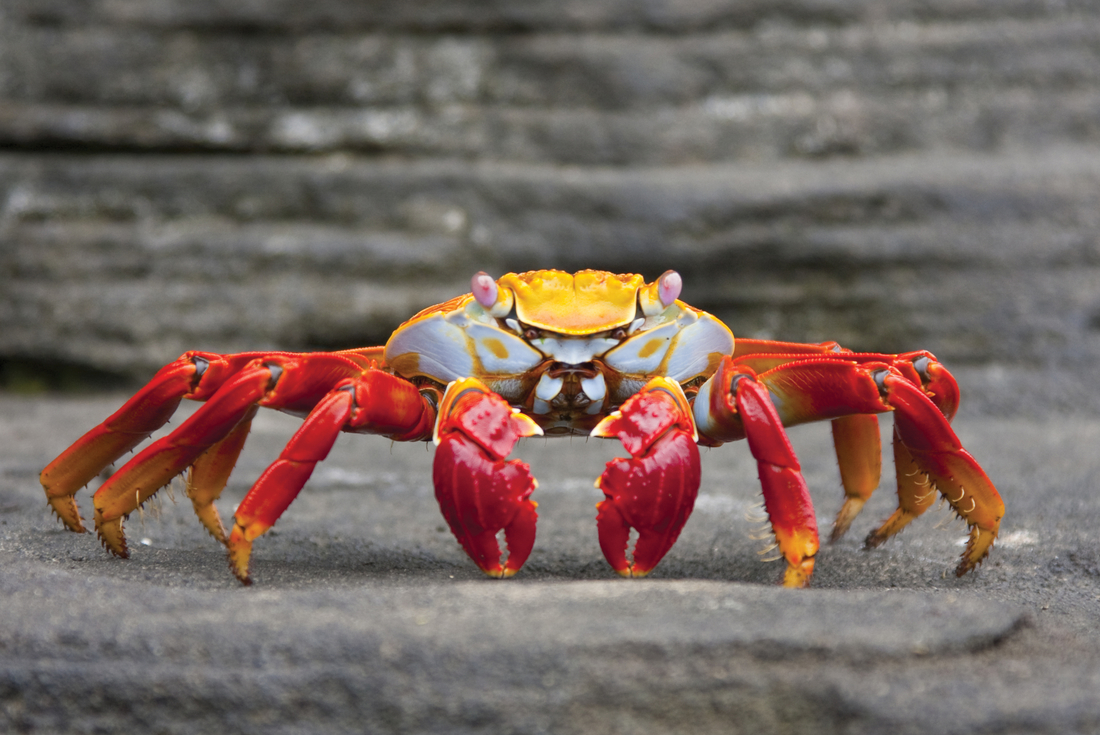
[40,269,1003,587]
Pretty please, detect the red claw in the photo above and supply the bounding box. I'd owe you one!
[592,378,701,577]
[432,379,542,577]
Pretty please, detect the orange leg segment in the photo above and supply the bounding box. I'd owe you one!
[829,413,882,542]
[863,430,938,548]
[186,405,258,544]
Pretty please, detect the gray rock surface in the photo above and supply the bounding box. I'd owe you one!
[2,394,1099,733]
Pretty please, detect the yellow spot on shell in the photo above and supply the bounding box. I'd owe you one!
[637,339,665,358]
[482,338,510,359]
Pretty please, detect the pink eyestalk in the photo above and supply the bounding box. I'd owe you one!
[657,270,682,307]
[471,271,499,310]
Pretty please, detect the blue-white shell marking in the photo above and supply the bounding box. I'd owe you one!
[384,300,544,382]
[604,307,733,383]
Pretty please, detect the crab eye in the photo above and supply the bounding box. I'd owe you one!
[610,327,627,340]
[524,328,541,341]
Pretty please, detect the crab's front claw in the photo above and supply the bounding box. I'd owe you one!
[592,377,701,577]
[432,378,542,578]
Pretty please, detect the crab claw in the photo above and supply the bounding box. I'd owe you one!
[591,377,701,577]
[432,378,543,578]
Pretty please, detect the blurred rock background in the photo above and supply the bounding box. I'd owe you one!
[1,0,1099,412]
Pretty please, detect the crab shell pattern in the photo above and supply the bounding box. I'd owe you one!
[40,269,1003,587]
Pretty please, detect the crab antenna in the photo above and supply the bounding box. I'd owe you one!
[657,270,682,307]
[471,271,499,309]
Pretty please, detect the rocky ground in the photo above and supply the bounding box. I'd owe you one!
[2,393,1100,734]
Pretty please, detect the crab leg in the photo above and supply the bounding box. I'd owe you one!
[862,429,938,549]
[727,346,964,543]
[693,358,819,587]
[759,359,1002,574]
[226,387,355,583]
[89,353,407,558]
[870,372,1003,575]
[591,377,701,578]
[432,378,543,578]
[226,370,436,583]
[39,355,201,532]
[92,361,280,556]
[829,413,882,542]
[39,350,286,533]
[185,405,258,544]
[700,355,1002,578]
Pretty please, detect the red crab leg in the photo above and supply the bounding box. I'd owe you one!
[92,361,281,557]
[590,377,701,578]
[725,347,963,543]
[870,372,1003,575]
[89,353,393,558]
[226,387,355,583]
[700,355,1003,578]
[693,358,819,587]
[39,355,200,532]
[432,378,543,578]
[39,350,278,532]
[757,357,1001,574]
[226,370,436,584]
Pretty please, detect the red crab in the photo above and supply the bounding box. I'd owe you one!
[40,269,1003,587]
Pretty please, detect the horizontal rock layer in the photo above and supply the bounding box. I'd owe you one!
[0,0,1097,411]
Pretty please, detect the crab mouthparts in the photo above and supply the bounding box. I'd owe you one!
[533,364,607,413]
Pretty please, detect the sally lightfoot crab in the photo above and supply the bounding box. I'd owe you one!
[40,269,1003,587]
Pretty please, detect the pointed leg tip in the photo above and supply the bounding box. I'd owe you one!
[47,497,87,534]
[93,510,129,558]
[829,498,866,544]
[862,530,886,550]
[228,556,252,585]
[863,509,918,550]
[227,525,254,584]
[956,527,997,577]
